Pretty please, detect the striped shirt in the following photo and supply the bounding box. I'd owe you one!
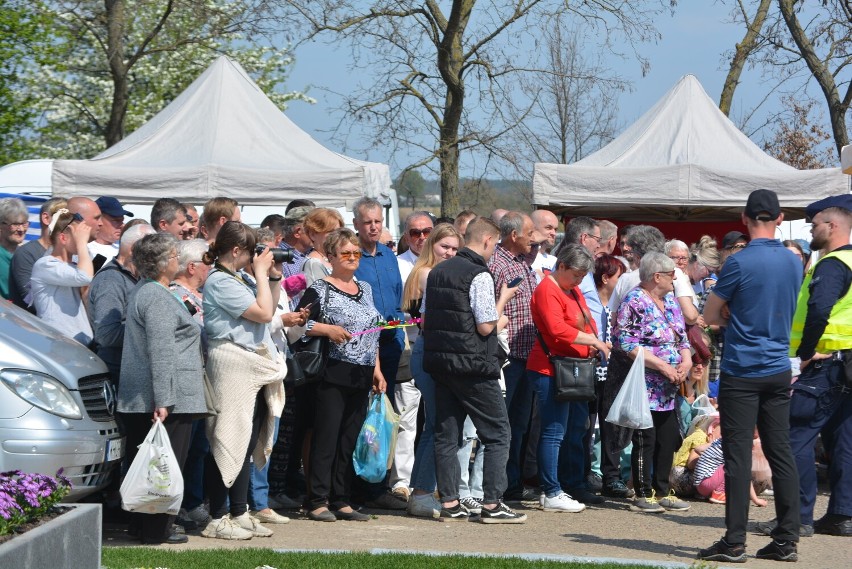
[694,438,724,484]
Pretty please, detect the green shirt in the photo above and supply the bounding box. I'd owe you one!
[0,246,13,300]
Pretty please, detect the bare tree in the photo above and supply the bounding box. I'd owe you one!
[763,95,835,168]
[719,0,772,116]
[278,1,672,216]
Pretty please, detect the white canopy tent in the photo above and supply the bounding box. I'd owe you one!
[52,56,391,208]
[533,75,849,222]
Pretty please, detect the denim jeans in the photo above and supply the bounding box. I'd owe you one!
[248,416,280,511]
[529,372,570,497]
[458,416,484,499]
[719,370,800,544]
[409,337,437,492]
[789,357,852,523]
[434,374,509,504]
[503,357,534,492]
[558,401,590,492]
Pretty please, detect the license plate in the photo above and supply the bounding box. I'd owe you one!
[105,437,125,462]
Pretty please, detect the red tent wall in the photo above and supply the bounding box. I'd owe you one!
[561,216,746,249]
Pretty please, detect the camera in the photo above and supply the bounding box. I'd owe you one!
[255,245,295,264]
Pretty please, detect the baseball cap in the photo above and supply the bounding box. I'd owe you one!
[284,206,313,222]
[95,196,134,218]
[744,189,781,221]
[722,231,748,250]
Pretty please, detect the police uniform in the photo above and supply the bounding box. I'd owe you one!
[789,194,852,537]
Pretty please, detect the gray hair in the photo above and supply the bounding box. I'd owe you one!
[664,239,688,255]
[599,219,618,242]
[498,211,527,240]
[353,197,383,222]
[0,197,28,224]
[132,233,178,280]
[256,227,275,244]
[564,216,598,246]
[555,243,594,274]
[150,198,187,227]
[119,222,155,255]
[639,251,675,283]
[627,225,665,259]
[404,210,433,230]
[176,238,209,273]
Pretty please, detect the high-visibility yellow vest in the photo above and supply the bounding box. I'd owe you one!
[790,249,852,355]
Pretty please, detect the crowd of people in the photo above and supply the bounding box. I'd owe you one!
[0,188,849,561]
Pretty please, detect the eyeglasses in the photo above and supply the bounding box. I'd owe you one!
[727,243,747,250]
[338,250,362,260]
[584,233,601,242]
[669,256,688,262]
[55,212,84,234]
[655,270,676,278]
[1,221,29,229]
[385,240,397,248]
[408,227,433,239]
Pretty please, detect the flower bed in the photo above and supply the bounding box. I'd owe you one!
[0,469,71,541]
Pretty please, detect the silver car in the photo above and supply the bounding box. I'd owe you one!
[0,300,124,501]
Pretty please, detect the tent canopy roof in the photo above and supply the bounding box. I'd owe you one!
[533,75,848,222]
[52,56,390,207]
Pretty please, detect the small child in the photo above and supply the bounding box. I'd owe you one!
[689,432,768,507]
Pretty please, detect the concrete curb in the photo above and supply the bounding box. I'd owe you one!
[0,503,102,569]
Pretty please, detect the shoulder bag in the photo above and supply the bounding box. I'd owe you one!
[286,281,331,387]
[536,289,597,402]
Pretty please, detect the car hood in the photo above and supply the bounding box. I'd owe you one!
[0,300,107,389]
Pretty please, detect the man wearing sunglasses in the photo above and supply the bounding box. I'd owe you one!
[397,211,434,283]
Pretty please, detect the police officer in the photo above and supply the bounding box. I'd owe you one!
[786,195,852,537]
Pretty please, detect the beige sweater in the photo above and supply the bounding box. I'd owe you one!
[205,340,286,488]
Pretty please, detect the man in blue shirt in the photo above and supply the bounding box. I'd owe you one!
[700,189,803,563]
[352,196,407,510]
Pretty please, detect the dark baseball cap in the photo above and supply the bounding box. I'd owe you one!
[722,231,748,250]
[804,194,852,222]
[744,189,781,221]
[95,196,134,218]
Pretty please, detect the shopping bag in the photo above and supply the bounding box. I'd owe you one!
[605,349,653,430]
[353,393,396,483]
[120,418,184,514]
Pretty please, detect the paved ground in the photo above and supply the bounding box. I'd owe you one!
[103,492,848,568]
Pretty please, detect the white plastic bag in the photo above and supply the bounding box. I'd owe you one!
[120,418,184,514]
[606,349,653,429]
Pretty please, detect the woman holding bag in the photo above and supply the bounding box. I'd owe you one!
[527,244,610,513]
[295,228,386,522]
[612,251,692,514]
[201,221,288,541]
[117,233,206,545]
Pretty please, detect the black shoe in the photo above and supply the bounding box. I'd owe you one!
[365,492,408,511]
[567,489,605,505]
[697,538,747,563]
[754,518,814,538]
[479,502,527,524]
[332,508,370,522]
[585,473,603,492]
[174,516,198,531]
[601,480,635,499]
[439,503,470,522]
[503,486,538,504]
[307,507,337,522]
[814,514,852,536]
[142,532,189,545]
[755,540,798,562]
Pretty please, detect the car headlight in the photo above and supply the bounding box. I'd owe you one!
[0,369,82,419]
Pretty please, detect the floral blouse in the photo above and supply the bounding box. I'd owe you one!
[613,286,690,411]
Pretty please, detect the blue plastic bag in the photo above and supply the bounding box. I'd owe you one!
[353,393,395,483]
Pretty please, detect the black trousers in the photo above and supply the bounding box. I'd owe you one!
[600,350,633,484]
[630,409,680,498]
[206,391,266,519]
[308,381,369,510]
[719,370,800,544]
[122,413,194,544]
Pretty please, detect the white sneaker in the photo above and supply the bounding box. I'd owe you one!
[232,512,273,537]
[251,508,291,524]
[406,494,441,519]
[201,515,253,540]
[184,504,212,525]
[540,492,586,513]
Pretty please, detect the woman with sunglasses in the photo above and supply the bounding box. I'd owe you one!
[612,251,692,514]
[201,221,287,541]
[295,228,385,522]
[29,209,95,346]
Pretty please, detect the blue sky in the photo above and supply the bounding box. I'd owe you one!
[282,2,815,179]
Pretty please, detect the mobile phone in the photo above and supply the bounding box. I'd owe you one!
[92,254,107,273]
[507,276,523,288]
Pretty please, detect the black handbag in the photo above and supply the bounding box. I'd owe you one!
[536,289,597,402]
[286,281,331,387]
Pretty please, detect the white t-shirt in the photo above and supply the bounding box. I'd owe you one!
[397,249,418,285]
[608,267,693,313]
[421,272,498,324]
[88,241,118,267]
[531,250,556,273]
[30,256,93,345]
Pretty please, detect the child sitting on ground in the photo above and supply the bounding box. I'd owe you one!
[688,427,768,507]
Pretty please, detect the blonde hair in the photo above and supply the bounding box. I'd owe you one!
[690,235,720,273]
[403,223,462,306]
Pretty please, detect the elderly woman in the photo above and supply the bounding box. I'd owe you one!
[613,251,692,513]
[201,221,287,541]
[117,233,206,545]
[527,244,610,513]
[0,197,29,300]
[302,208,345,286]
[295,228,385,523]
[29,209,94,345]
